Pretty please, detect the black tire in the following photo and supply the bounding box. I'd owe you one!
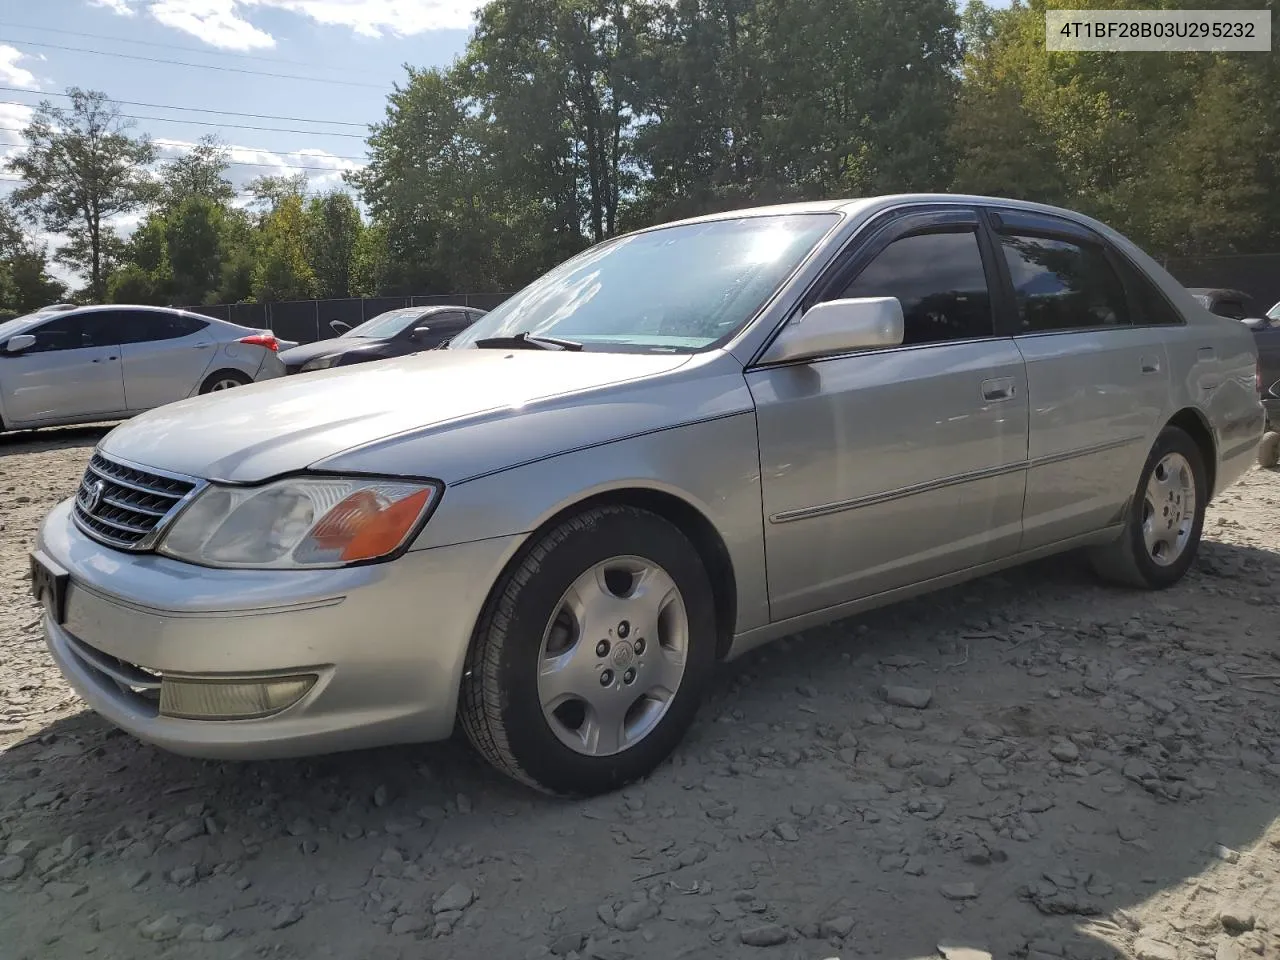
[1259,431,1280,469]
[1089,425,1207,589]
[459,504,718,796]
[198,369,251,394]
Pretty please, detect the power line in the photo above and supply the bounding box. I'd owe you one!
[0,131,366,163]
[0,134,364,173]
[0,38,389,89]
[0,20,386,78]
[0,99,367,138]
[0,85,369,127]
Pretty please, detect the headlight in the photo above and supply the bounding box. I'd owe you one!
[300,354,342,372]
[157,476,440,569]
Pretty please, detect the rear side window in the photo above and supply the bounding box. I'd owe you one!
[118,311,209,344]
[1111,257,1184,327]
[836,230,994,345]
[1212,299,1246,320]
[999,234,1131,332]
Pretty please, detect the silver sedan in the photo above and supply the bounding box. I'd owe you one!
[0,304,289,432]
[32,195,1264,796]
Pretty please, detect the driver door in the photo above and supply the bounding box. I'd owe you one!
[0,313,126,425]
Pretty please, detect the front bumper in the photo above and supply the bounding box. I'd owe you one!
[34,498,521,760]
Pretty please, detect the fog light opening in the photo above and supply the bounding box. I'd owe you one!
[158,675,317,720]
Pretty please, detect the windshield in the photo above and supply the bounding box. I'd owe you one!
[341,307,426,339]
[449,213,840,353]
[1268,301,1280,321]
[0,312,44,341]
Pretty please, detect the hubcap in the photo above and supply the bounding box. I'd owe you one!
[536,556,689,757]
[210,378,242,391]
[1142,452,1196,566]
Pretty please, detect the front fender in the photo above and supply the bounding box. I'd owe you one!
[408,411,770,636]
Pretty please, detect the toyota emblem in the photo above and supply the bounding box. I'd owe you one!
[83,479,105,515]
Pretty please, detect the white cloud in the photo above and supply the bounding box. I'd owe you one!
[89,0,139,14]
[150,0,276,50]
[154,137,364,189]
[0,103,35,167]
[93,0,475,49]
[0,44,40,89]
[247,0,477,36]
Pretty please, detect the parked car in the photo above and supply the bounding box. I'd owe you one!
[0,305,287,432]
[1187,287,1254,320]
[1250,301,1280,466]
[31,195,1263,796]
[279,305,487,374]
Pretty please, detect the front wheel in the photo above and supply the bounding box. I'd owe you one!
[1090,425,1207,589]
[459,505,717,796]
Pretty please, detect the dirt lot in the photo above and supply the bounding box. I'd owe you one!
[1,426,1279,960]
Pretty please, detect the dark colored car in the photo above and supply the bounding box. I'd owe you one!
[1250,301,1280,466]
[1187,287,1255,320]
[1186,289,1280,464]
[279,305,487,375]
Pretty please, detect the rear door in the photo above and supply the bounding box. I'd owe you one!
[984,208,1171,550]
[0,312,126,424]
[118,310,214,411]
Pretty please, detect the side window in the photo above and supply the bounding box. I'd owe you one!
[999,233,1131,332]
[834,230,994,345]
[1112,257,1184,327]
[118,311,209,344]
[24,314,117,353]
[1212,299,1246,320]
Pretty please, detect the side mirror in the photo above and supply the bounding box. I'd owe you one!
[760,297,904,365]
[411,326,432,340]
[329,320,351,334]
[5,334,36,353]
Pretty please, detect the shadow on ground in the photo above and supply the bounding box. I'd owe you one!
[2,539,1278,960]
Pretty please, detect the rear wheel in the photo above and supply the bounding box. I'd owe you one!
[199,370,251,394]
[459,505,717,796]
[1258,431,1280,469]
[1090,425,1207,589]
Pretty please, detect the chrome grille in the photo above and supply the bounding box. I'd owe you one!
[73,453,201,551]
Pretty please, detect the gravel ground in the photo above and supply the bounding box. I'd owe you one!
[2,425,1280,960]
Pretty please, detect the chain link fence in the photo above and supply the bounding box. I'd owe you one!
[1161,253,1280,316]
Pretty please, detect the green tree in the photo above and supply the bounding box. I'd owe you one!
[0,204,66,314]
[306,190,363,299]
[253,194,316,301]
[156,135,235,210]
[6,88,156,301]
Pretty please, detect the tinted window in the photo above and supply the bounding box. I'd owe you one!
[1114,257,1183,327]
[20,314,118,353]
[118,311,208,344]
[1211,299,1247,320]
[1000,234,1130,332]
[836,230,994,345]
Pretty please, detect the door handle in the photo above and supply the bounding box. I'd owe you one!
[1140,355,1161,374]
[1197,347,1216,362]
[981,377,1016,402]
[91,356,119,363]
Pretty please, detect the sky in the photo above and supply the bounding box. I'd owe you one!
[0,0,479,282]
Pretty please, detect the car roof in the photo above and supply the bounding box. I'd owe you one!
[54,304,217,321]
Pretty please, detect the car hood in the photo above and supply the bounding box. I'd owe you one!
[278,338,355,366]
[99,348,698,482]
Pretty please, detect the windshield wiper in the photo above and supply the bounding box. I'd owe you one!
[473,331,583,352]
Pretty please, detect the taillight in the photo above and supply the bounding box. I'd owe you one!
[239,333,279,352]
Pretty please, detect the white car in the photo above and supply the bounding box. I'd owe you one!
[0,304,290,432]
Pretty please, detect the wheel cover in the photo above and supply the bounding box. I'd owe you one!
[209,378,243,391]
[1142,452,1196,567]
[536,555,689,757]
